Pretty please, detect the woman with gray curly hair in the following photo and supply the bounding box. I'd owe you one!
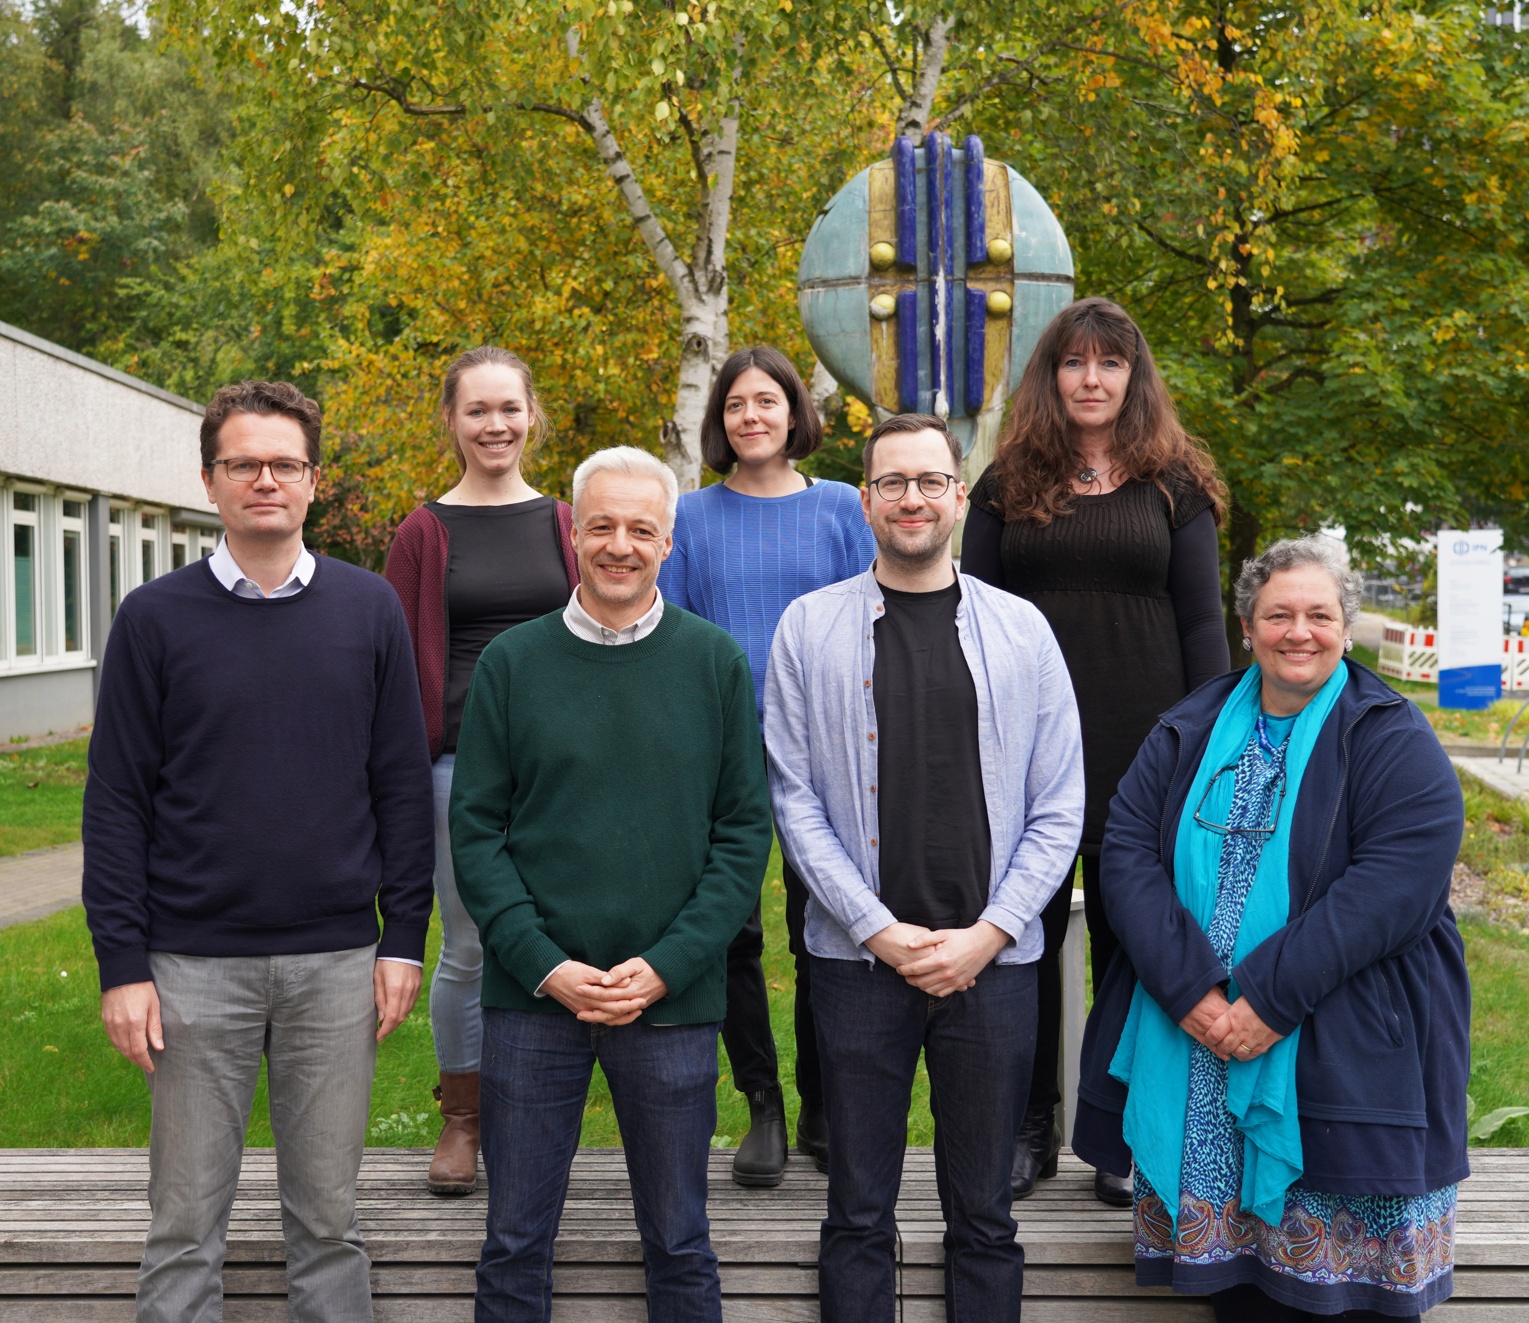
[1075,534,1471,1320]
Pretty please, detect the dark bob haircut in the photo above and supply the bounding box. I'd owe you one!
[200,380,323,469]
[700,346,823,476]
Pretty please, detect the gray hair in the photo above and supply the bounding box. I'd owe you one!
[571,446,679,533]
[1234,535,1363,628]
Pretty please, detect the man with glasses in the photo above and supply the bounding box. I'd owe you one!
[83,380,434,1323]
[763,413,1084,1321]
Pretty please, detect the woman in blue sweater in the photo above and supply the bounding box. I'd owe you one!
[1075,536,1470,1321]
[660,345,875,1188]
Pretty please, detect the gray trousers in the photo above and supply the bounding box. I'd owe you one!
[138,946,379,1323]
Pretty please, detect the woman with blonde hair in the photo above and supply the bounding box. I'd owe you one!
[962,297,1229,1205]
[384,346,578,1195]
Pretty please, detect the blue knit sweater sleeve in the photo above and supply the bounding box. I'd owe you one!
[660,480,875,724]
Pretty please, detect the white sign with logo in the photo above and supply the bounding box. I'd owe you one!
[1437,528,1503,671]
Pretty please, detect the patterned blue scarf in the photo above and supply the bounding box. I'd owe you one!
[1108,661,1348,1230]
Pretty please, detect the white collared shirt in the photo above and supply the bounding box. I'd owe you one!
[207,537,420,970]
[562,585,664,645]
[208,539,316,599]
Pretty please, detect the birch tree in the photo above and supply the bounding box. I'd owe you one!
[164,0,831,490]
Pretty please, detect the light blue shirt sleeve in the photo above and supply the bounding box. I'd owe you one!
[765,598,898,947]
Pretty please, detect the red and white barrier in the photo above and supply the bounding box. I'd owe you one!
[1378,625,1529,692]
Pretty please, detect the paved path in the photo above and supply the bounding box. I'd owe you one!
[1353,610,1390,654]
[1453,754,1529,802]
[0,842,82,929]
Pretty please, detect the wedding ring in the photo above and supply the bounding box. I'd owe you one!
[1237,1043,1249,1055]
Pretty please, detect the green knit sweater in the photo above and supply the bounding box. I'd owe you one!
[449,605,772,1024]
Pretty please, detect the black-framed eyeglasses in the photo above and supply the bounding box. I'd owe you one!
[1191,763,1288,838]
[209,458,316,484]
[867,471,955,500]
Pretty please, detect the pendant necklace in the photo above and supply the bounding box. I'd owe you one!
[1078,466,1099,485]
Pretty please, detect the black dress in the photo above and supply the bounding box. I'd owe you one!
[963,472,1228,853]
[962,468,1228,1124]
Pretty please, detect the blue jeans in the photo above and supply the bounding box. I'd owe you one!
[431,753,483,1073]
[811,955,1037,1322]
[476,1008,723,1322]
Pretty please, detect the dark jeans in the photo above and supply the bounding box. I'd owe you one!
[1026,855,1118,1117]
[811,955,1037,1322]
[1211,1284,1415,1322]
[722,849,822,1107]
[476,1009,722,1323]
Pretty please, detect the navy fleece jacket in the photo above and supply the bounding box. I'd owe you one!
[1076,661,1470,1195]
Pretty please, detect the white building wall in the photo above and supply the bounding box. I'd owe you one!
[0,321,206,507]
[0,321,218,741]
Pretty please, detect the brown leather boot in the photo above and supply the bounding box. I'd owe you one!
[427,1072,480,1196]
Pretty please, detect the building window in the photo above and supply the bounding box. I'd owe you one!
[61,500,85,653]
[11,492,38,658]
[140,513,158,585]
[108,507,123,618]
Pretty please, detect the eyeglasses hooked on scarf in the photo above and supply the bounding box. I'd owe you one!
[1191,763,1289,838]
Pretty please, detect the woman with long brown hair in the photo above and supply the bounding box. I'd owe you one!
[961,297,1229,1207]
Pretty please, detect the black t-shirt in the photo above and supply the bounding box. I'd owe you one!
[429,498,569,752]
[872,580,992,931]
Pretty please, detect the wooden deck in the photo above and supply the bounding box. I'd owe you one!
[1,1148,1525,1320]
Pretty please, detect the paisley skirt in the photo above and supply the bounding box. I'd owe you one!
[1134,1043,1456,1315]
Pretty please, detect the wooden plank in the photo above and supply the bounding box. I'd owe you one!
[2,1147,1527,1315]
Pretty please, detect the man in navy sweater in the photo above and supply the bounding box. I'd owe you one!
[82,380,435,1323]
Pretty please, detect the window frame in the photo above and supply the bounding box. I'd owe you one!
[6,486,44,667]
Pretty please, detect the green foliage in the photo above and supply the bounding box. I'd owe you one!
[0,738,89,857]
[965,0,1529,585]
[1466,1094,1529,1142]
[0,1,235,366]
[1463,919,1529,1146]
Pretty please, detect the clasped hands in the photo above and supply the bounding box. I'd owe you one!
[543,958,668,1026]
[864,920,1009,997]
[1179,984,1284,1063]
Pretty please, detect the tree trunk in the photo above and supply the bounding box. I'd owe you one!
[662,292,726,490]
[809,359,843,430]
[1225,498,1261,656]
[578,96,737,491]
[895,15,954,139]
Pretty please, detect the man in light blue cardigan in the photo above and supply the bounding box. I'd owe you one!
[763,413,1084,1322]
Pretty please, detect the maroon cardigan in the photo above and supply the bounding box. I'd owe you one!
[384,501,579,760]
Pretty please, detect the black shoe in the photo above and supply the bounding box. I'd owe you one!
[1010,1106,1062,1200]
[1094,1167,1132,1207]
[795,1100,829,1173]
[732,1083,788,1188]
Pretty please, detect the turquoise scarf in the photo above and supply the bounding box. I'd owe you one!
[1108,661,1347,1230]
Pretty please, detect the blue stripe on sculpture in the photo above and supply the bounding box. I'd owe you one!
[893,137,917,268]
[965,287,986,415]
[927,132,953,410]
[927,261,941,399]
[964,136,986,265]
[931,133,953,274]
[897,289,919,412]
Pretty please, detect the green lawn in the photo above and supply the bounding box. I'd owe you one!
[0,844,939,1149]
[3,723,1525,1150]
[0,738,89,857]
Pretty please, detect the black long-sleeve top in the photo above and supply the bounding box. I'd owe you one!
[962,473,1229,851]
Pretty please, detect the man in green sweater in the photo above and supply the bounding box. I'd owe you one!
[450,445,773,1322]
